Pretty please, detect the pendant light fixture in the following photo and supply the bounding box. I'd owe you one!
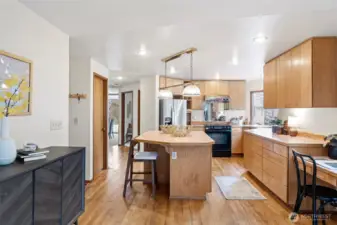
[158,61,173,99]
[182,52,200,97]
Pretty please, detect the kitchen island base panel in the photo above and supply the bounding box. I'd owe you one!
[144,143,212,200]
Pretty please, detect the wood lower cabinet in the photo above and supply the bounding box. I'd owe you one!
[231,128,243,154]
[243,132,331,209]
[244,133,288,202]
[264,37,337,108]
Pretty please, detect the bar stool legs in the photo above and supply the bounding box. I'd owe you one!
[123,141,158,198]
[151,161,156,198]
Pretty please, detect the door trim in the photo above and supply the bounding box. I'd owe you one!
[138,90,140,135]
[121,91,133,145]
[93,73,108,178]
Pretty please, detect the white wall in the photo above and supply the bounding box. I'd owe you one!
[69,57,109,180]
[246,79,263,122]
[118,83,139,145]
[1,1,69,148]
[140,76,159,133]
[277,108,337,135]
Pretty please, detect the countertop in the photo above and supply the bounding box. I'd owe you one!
[135,130,214,145]
[244,128,324,147]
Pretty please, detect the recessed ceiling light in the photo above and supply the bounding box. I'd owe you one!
[117,76,123,80]
[138,44,147,56]
[253,35,268,43]
[170,66,176,74]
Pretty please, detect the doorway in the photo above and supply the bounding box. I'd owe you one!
[93,73,108,179]
[121,91,133,145]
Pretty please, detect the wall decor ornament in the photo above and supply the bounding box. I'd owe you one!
[0,50,32,165]
[0,50,32,116]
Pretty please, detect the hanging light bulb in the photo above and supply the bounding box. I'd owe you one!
[158,61,173,99]
[182,52,200,96]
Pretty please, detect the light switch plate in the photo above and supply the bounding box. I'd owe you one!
[172,152,177,160]
[50,120,63,131]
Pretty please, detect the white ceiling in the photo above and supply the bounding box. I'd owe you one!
[20,0,337,85]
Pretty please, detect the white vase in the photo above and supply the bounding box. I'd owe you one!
[0,117,16,165]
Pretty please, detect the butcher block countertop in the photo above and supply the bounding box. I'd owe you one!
[244,128,324,147]
[135,130,214,146]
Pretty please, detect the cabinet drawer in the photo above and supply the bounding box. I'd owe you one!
[263,140,273,151]
[273,143,288,158]
[263,157,288,186]
[263,148,288,167]
[251,144,263,156]
[263,172,287,202]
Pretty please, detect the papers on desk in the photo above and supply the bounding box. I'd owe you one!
[315,160,337,171]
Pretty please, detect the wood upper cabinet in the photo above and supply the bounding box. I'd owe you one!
[159,77,184,95]
[263,59,278,108]
[217,81,229,95]
[191,81,205,110]
[204,81,218,95]
[229,81,245,109]
[264,37,337,108]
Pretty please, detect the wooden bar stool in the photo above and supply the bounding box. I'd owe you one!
[123,139,158,198]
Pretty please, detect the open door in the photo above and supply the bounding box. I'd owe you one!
[93,73,108,179]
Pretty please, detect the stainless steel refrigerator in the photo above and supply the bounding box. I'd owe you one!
[159,99,187,126]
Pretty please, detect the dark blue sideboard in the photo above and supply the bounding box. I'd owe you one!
[0,146,85,225]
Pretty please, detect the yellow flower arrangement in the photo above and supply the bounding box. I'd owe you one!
[0,76,29,118]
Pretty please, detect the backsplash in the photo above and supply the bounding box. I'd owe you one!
[191,110,245,122]
[278,108,337,135]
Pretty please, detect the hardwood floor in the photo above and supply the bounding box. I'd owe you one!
[79,145,337,225]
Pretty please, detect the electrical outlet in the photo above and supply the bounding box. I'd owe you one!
[50,120,63,131]
[172,152,177,160]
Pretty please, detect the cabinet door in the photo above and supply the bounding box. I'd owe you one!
[35,160,62,225]
[264,60,278,108]
[243,134,251,168]
[171,79,184,95]
[277,52,291,108]
[191,96,204,110]
[217,81,229,95]
[204,81,218,95]
[287,44,312,108]
[159,76,166,89]
[0,173,33,225]
[229,81,246,109]
[232,129,243,154]
[62,151,84,225]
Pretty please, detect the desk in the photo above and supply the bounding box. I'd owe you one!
[298,156,337,187]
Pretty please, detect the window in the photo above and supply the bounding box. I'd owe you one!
[250,91,278,125]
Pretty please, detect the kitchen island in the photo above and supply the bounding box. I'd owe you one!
[135,130,214,200]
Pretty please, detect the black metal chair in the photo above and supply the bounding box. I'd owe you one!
[123,139,158,198]
[292,150,337,225]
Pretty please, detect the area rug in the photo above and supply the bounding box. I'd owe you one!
[215,176,266,200]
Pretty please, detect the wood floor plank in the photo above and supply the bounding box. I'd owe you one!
[79,145,337,225]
